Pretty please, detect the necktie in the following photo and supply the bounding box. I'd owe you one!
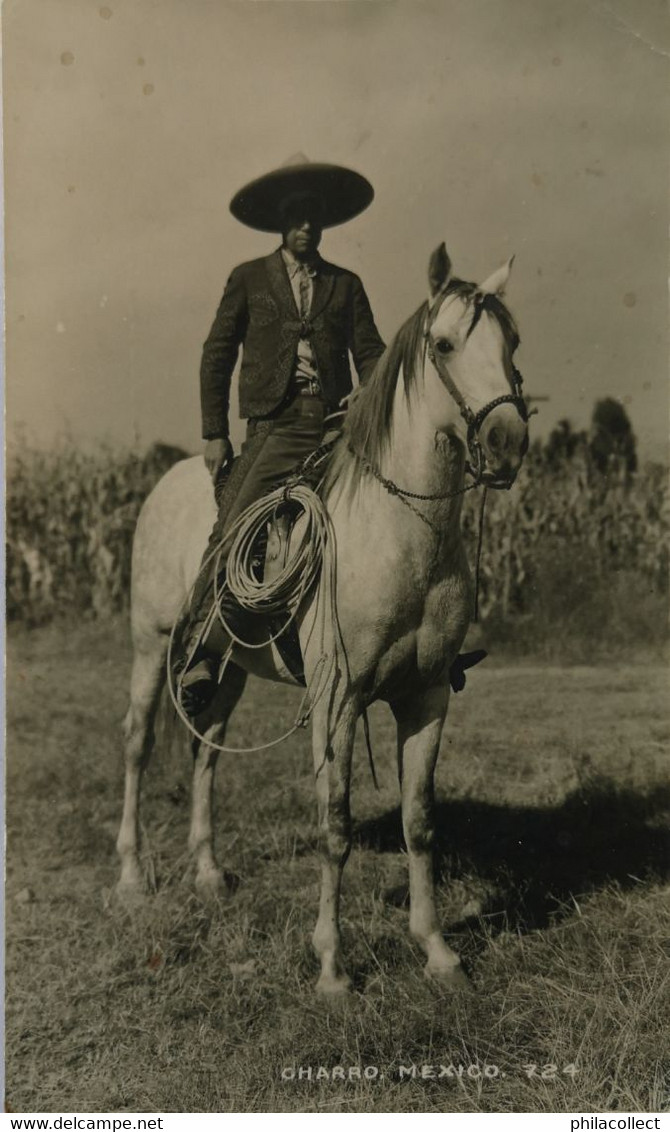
[298,264,312,322]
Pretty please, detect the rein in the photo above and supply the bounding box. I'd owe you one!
[348,439,489,621]
[346,441,478,534]
[346,445,477,503]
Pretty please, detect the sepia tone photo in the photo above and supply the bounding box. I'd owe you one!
[4,0,669,1116]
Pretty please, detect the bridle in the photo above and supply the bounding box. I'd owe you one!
[424,288,529,488]
[344,286,529,617]
[347,284,531,529]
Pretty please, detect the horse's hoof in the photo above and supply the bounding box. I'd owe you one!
[114,878,147,908]
[195,868,240,902]
[195,870,225,902]
[424,961,473,994]
[316,972,354,1001]
[222,869,241,894]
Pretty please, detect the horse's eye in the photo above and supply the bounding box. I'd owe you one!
[435,338,453,356]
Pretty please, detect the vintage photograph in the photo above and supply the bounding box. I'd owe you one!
[4,0,669,1116]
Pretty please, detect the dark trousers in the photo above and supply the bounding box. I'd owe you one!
[221,392,333,531]
[187,392,333,652]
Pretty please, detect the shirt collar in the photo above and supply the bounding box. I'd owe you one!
[281,246,320,278]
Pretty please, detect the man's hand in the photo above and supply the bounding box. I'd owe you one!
[204,437,234,481]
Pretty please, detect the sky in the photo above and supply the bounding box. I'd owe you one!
[3,0,669,459]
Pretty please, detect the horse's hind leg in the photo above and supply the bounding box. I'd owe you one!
[117,634,167,896]
[188,662,247,898]
[391,686,471,992]
[311,700,357,997]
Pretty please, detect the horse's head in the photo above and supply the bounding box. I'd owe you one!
[423,243,529,488]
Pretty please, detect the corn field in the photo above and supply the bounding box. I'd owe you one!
[461,444,669,621]
[6,439,669,648]
[6,441,188,624]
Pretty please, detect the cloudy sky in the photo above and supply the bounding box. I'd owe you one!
[4,0,668,458]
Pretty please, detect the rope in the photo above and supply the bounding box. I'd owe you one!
[361,707,379,792]
[165,483,342,755]
[473,487,488,624]
[166,452,491,754]
[223,484,328,624]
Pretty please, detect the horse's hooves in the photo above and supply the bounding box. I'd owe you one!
[195,872,225,902]
[195,869,240,902]
[316,973,354,1002]
[425,962,474,994]
[222,869,241,894]
[114,879,147,908]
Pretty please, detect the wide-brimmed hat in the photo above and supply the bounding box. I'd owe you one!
[229,153,374,232]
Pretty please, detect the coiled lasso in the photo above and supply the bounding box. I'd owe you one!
[166,482,341,754]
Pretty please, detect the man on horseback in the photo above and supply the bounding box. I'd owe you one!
[175,155,386,714]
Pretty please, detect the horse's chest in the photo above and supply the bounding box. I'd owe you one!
[416,576,470,664]
[351,570,472,699]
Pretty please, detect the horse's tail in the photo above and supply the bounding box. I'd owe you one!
[153,675,191,767]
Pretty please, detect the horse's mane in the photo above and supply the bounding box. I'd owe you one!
[323,278,519,494]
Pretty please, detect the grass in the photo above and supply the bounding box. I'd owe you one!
[5,620,670,1113]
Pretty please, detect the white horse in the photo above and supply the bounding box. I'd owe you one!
[117,243,529,995]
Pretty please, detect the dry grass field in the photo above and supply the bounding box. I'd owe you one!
[5,619,670,1113]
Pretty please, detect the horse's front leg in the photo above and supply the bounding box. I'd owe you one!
[311,700,357,997]
[188,663,247,898]
[392,685,471,992]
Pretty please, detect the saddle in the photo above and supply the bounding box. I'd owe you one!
[198,409,487,694]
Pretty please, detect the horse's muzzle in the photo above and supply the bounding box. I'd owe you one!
[478,403,529,488]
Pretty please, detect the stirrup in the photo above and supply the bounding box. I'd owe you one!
[449,649,488,693]
[176,656,218,717]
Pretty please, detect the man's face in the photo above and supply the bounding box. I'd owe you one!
[281,195,324,260]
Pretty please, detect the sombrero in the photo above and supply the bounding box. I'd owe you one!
[229,153,374,232]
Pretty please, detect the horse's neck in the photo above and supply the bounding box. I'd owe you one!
[378,377,466,535]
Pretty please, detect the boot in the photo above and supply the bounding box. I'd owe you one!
[449,649,488,692]
[172,610,218,717]
[173,585,257,717]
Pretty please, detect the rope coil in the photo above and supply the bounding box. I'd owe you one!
[223,483,329,619]
[166,483,340,754]
[166,456,491,754]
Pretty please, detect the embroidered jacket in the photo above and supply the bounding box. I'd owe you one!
[200,248,385,438]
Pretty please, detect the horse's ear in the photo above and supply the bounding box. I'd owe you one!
[428,242,452,300]
[479,255,515,297]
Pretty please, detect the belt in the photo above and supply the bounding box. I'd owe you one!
[288,383,338,417]
[294,377,322,398]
